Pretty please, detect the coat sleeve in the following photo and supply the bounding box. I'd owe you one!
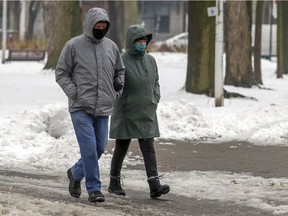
[113,47,126,96]
[55,43,78,99]
[153,60,161,103]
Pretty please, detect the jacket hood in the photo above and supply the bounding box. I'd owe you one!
[126,24,152,55]
[84,7,110,41]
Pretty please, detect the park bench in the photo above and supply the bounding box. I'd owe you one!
[6,49,46,62]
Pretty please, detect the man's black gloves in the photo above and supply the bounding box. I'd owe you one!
[113,81,124,92]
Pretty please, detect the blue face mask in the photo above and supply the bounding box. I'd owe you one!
[133,43,147,52]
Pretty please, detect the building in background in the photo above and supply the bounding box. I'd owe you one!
[139,0,188,42]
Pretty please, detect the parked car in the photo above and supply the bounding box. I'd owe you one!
[164,32,188,47]
[152,32,188,52]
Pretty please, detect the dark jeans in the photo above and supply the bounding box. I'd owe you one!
[110,138,158,178]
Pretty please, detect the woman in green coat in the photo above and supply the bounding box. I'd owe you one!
[108,24,170,198]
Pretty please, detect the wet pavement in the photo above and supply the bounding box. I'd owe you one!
[0,139,287,215]
[105,139,288,215]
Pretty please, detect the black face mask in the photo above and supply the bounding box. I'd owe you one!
[93,28,107,40]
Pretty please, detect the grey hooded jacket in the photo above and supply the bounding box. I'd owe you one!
[55,7,125,116]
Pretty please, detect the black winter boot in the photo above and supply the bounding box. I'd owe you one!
[88,191,105,202]
[67,168,81,198]
[108,176,126,196]
[148,176,170,198]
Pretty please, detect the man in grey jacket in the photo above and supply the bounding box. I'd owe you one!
[55,7,125,203]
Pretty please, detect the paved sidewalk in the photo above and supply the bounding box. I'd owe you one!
[108,139,288,178]
[1,140,287,215]
[106,139,288,215]
[156,139,288,178]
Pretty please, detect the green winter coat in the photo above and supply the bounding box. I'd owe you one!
[109,24,160,139]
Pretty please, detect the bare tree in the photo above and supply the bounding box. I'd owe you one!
[106,1,139,51]
[276,1,288,78]
[42,1,81,69]
[123,1,139,44]
[185,0,215,95]
[80,1,138,51]
[225,1,254,87]
[254,0,264,85]
[124,1,139,29]
[26,1,41,40]
[7,1,20,40]
[81,1,108,27]
[107,1,124,51]
[283,1,288,75]
[277,1,284,78]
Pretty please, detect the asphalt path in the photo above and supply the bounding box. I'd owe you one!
[107,139,288,215]
[1,139,288,215]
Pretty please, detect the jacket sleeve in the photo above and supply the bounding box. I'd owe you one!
[154,61,161,103]
[55,43,78,99]
[113,48,126,95]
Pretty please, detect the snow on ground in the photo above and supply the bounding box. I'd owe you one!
[1,53,288,215]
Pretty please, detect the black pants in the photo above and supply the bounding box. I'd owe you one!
[110,138,158,178]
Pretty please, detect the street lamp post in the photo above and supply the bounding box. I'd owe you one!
[268,0,273,60]
[214,0,224,107]
[2,0,7,64]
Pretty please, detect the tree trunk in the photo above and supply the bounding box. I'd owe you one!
[124,1,139,29]
[225,1,254,87]
[26,1,41,40]
[8,1,20,41]
[80,1,127,51]
[42,1,82,69]
[282,1,288,74]
[185,1,215,95]
[254,0,264,85]
[107,1,124,51]
[106,1,139,51]
[276,1,288,76]
[81,1,108,17]
[123,1,139,49]
[277,1,284,78]
[80,1,108,33]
